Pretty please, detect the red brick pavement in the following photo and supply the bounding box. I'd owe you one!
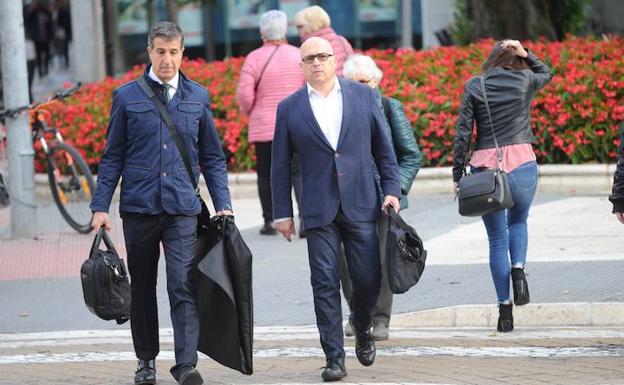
[0,207,126,280]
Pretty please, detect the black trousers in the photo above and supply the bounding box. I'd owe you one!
[255,141,303,225]
[254,142,273,222]
[122,213,199,376]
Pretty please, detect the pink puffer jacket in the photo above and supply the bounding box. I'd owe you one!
[301,27,354,76]
[236,43,304,143]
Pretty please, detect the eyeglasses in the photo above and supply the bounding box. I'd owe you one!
[301,53,333,65]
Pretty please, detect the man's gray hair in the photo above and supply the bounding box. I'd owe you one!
[343,54,383,83]
[148,21,184,48]
[259,10,287,41]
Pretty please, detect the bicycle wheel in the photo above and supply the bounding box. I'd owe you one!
[47,142,96,233]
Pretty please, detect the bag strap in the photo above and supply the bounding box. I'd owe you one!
[136,76,200,196]
[479,76,503,169]
[254,45,280,93]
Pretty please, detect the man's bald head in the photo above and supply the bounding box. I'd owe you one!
[299,37,336,89]
[300,36,334,58]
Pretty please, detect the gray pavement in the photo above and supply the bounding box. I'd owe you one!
[1,191,623,333]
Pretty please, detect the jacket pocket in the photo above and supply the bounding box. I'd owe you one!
[355,172,379,211]
[120,166,151,207]
[178,102,202,139]
[126,102,159,137]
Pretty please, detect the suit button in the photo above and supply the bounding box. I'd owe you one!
[163,144,168,149]
[334,152,340,158]
[162,172,167,177]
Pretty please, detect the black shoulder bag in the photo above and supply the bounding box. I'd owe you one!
[136,77,213,233]
[457,76,514,217]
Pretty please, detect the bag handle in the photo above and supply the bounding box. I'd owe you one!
[90,228,116,257]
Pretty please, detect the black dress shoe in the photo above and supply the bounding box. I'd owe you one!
[134,359,156,385]
[511,267,530,306]
[351,321,376,366]
[321,357,347,382]
[177,365,203,385]
[497,303,514,333]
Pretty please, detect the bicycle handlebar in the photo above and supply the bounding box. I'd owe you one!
[0,82,82,120]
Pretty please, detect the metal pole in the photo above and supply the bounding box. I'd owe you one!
[0,1,38,238]
[401,0,413,48]
[70,0,106,82]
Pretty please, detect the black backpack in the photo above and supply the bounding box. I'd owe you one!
[80,228,131,324]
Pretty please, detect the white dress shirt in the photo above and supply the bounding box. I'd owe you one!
[149,67,179,101]
[306,78,343,150]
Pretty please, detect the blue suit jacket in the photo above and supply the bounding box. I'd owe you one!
[271,78,401,230]
[90,69,231,215]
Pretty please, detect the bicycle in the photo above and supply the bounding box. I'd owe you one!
[0,83,96,233]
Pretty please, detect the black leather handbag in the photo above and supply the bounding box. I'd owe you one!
[80,228,131,324]
[458,76,514,217]
[386,209,427,294]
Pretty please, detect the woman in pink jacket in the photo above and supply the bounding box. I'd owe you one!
[236,10,304,235]
[294,5,354,76]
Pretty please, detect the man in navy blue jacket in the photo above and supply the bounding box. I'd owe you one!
[271,37,400,382]
[90,21,231,385]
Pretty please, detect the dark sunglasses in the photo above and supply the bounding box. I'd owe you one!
[301,53,333,65]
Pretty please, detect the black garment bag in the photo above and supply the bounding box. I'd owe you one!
[194,215,253,375]
[386,209,427,294]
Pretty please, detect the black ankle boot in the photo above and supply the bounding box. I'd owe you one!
[497,303,514,332]
[511,267,530,306]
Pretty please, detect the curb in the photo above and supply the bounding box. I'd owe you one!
[391,302,624,328]
[34,164,617,200]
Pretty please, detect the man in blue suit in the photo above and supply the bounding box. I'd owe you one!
[90,22,232,385]
[271,36,401,382]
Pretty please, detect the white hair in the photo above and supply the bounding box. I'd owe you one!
[259,10,287,41]
[343,54,383,83]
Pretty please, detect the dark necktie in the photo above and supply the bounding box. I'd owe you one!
[163,83,173,104]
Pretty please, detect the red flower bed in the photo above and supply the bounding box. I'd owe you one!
[47,35,624,172]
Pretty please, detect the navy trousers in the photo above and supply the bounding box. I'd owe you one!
[122,214,199,376]
[306,209,381,360]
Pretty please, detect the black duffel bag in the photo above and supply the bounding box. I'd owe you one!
[458,169,513,217]
[386,209,427,294]
[80,228,131,324]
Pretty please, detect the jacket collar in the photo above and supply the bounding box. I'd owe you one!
[143,65,188,108]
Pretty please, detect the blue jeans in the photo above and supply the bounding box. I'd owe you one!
[473,161,538,303]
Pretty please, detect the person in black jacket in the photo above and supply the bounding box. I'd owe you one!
[609,123,624,223]
[452,40,552,332]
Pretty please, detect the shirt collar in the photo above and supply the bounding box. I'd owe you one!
[306,77,341,97]
[148,66,179,90]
